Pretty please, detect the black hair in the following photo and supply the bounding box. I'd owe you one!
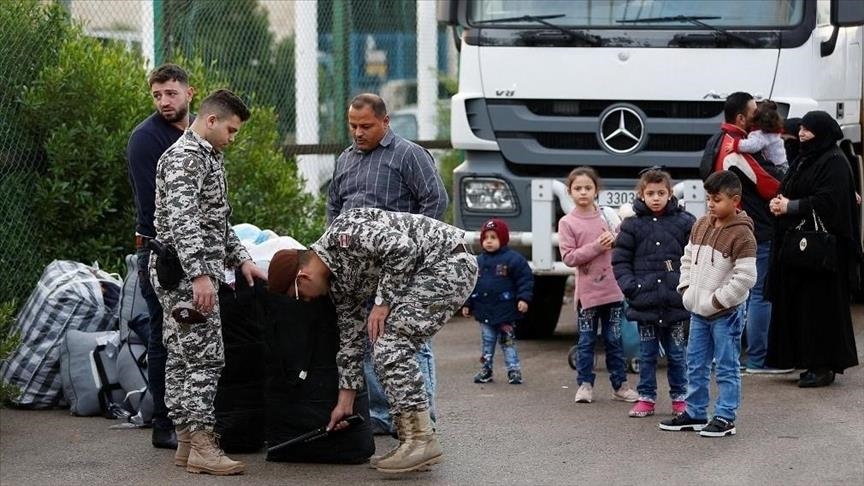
[148,63,189,87]
[199,89,251,122]
[350,93,388,118]
[724,92,754,123]
[703,170,742,197]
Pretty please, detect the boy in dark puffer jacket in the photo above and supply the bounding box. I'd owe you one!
[462,219,533,385]
[613,168,696,418]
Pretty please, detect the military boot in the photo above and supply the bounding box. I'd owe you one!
[174,425,191,467]
[375,409,442,473]
[186,430,245,475]
[369,413,413,468]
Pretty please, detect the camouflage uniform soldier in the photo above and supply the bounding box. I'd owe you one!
[267,208,478,473]
[150,89,265,476]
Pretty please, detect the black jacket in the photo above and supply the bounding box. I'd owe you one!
[613,197,696,324]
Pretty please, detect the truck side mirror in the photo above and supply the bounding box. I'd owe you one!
[831,0,864,27]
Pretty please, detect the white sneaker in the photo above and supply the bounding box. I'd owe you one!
[745,367,794,375]
[574,383,593,403]
[612,384,639,402]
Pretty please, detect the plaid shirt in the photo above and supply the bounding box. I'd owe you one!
[327,130,448,223]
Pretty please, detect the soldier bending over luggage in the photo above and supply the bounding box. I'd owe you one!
[268,208,477,473]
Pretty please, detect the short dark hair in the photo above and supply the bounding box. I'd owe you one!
[148,63,189,87]
[199,89,251,122]
[752,101,783,133]
[724,91,754,123]
[704,170,742,197]
[565,166,601,191]
[637,168,673,194]
[350,93,387,118]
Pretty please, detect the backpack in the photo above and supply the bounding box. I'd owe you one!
[699,132,723,180]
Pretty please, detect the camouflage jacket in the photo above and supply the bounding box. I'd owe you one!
[310,208,466,390]
[153,129,250,281]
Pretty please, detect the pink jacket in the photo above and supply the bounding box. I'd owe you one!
[558,207,624,310]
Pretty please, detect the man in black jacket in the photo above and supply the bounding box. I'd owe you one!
[126,63,194,449]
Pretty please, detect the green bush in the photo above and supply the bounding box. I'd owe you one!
[22,26,151,272]
[226,107,326,245]
[0,0,70,303]
[0,300,21,405]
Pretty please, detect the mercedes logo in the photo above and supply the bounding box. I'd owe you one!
[597,104,646,154]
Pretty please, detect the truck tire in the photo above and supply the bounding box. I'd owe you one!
[516,275,567,340]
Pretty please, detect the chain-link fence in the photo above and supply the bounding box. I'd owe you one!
[73,0,456,190]
[0,0,458,305]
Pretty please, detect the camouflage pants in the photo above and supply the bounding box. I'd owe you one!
[373,252,477,415]
[149,264,224,433]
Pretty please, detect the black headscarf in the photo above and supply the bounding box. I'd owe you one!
[799,111,843,156]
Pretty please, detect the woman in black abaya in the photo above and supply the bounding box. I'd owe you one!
[765,111,861,387]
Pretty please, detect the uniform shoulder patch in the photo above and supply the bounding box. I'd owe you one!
[338,233,352,248]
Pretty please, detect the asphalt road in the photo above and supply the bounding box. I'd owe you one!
[2,305,863,486]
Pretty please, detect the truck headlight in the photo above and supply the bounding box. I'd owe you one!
[462,177,517,212]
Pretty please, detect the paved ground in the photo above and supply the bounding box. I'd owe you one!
[1,305,862,485]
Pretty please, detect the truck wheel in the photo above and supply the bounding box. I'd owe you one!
[516,275,567,340]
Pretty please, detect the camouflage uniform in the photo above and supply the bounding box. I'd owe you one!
[311,208,478,414]
[149,129,251,433]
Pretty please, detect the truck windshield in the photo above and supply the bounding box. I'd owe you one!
[469,0,804,29]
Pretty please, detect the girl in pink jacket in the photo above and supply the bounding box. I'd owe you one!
[558,167,637,405]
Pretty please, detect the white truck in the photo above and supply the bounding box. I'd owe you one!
[438,0,864,338]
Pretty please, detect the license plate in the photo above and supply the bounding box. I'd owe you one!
[598,190,637,207]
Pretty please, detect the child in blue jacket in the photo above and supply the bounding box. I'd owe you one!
[462,219,533,384]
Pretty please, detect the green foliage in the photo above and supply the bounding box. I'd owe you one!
[0,300,21,405]
[162,0,296,136]
[226,107,326,245]
[22,26,151,270]
[0,1,70,303]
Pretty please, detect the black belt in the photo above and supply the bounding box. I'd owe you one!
[451,242,471,255]
[135,234,153,249]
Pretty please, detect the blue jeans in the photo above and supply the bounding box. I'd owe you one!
[365,341,436,434]
[136,249,172,430]
[684,309,744,422]
[576,302,628,389]
[636,321,687,401]
[479,323,521,372]
[744,241,772,369]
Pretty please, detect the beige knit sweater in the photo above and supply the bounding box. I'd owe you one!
[677,210,757,319]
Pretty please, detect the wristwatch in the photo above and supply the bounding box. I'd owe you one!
[374,295,386,306]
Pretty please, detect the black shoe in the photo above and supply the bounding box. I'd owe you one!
[699,416,737,437]
[473,368,493,383]
[507,370,523,385]
[152,426,178,449]
[798,368,835,388]
[659,412,707,432]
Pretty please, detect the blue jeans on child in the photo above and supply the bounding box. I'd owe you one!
[364,341,436,435]
[576,302,628,389]
[479,323,521,372]
[684,308,744,421]
[636,320,687,401]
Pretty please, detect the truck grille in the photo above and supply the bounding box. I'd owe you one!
[524,100,724,119]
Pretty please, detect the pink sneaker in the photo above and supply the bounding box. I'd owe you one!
[672,400,686,415]
[628,400,655,418]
